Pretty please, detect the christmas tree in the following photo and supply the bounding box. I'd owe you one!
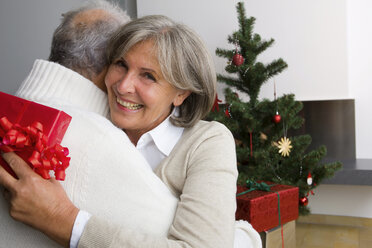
[208,2,342,215]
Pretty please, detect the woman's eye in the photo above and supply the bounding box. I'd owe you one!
[115,60,127,69]
[144,72,156,82]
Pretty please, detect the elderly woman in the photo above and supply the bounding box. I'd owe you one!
[0,15,260,247]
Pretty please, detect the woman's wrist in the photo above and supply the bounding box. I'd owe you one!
[46,204,80,247]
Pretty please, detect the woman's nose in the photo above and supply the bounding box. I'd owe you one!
[116,73,136,94]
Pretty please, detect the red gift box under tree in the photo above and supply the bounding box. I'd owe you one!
[0,91,71,180]
[236,180,299,233]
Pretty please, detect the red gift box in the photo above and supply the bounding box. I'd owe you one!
[0,91,71,180]
[236,182,299,233]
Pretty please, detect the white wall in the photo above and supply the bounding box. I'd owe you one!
[138,0,349,101]
[138,0,372,218]
[347,0,372,159]
[0,0,80,94]
[309,184,372,218]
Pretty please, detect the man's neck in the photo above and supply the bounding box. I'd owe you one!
[81,68,108,93]
[16,59,110,117]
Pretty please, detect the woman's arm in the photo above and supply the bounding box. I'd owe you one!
[165,123,238,247]
[0,152,79,247]
[78,122,238,248]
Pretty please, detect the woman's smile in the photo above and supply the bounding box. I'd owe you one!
[116,97,143,111]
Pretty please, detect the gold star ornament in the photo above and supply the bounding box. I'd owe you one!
[277,137,292,157]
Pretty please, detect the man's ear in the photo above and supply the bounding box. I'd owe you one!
[173,90,191,107]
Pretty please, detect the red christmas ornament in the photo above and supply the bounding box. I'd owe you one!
[299,197,309,206]
[272,113,281,123]
[232,53,244,66]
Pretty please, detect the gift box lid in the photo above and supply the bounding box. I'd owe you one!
[0,91,71,146]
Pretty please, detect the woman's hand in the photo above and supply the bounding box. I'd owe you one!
[0,152,79,247]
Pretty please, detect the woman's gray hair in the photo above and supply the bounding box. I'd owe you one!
[49,0,130,79]
[107,15,217,127]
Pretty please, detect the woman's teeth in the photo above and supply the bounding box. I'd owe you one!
[117,98,142,110]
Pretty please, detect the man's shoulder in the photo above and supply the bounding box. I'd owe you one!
[60,104,123,135]
[29,101,125,141]
[58,104,133,154]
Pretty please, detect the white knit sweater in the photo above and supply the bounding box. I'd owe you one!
[0,59,178,248]
[2,59,261,248]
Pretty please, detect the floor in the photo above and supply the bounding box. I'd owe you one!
[296,214,372,248]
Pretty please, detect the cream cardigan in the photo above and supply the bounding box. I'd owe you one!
[79,121,240,248]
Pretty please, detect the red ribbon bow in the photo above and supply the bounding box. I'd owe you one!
[0,116,70,180]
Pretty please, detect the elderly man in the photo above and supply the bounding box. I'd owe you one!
[0,1,177,247]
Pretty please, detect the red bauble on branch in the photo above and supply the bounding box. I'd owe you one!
[272,111,281,124]
[299,196,309,206]
[232,53,244,66]
[272,80,281,124]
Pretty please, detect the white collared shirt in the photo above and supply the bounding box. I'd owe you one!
[70,113,183,248]
[136,114,184,170]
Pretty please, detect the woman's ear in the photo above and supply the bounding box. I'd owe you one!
[173,90,191,107]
